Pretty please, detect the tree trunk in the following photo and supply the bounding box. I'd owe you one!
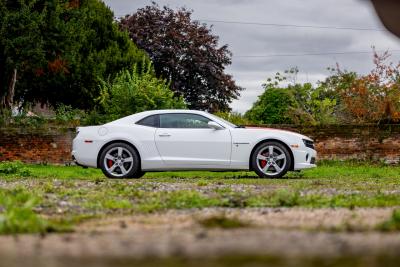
[1,68,17,109]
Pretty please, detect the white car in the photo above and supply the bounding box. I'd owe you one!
[72,110,316,179]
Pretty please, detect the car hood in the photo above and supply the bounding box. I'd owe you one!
[241,127,313,141]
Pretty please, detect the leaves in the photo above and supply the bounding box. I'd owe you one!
[326,50,400,124]
[120,3,243,112]
[97,62,186,120]
[248,50,400,125]
[246,70,336,125]
[0,0,150,110]
[245,87,298,124]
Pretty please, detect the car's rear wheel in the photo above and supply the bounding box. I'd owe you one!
[251,141,292,178]
[100,143,142,179]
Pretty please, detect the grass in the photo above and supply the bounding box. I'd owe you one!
[0,160,400,234]
[0,187,71,234]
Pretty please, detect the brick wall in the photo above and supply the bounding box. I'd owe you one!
[0,127,75,165]
[1,125,400,165]
[264,124,400,164]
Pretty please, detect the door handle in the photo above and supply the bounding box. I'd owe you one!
[158,133,171,137]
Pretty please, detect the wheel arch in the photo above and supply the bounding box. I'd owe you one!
[249,139,295,171]
[97,140,142,168]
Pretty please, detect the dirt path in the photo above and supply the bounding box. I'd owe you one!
[0,208,399,267]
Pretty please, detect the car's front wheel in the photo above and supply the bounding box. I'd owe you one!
[251,141,292,178]
[100,143,142,179]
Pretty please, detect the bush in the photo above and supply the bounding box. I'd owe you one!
[246,69,339,125]
[0,161,32,177]
[245,87,298,124]
[324,51,400,124]
[97,62,186,120]
[55,104,86,126]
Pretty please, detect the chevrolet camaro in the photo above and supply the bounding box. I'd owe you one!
[72,110,317,179]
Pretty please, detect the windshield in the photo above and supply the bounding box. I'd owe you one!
[207,113,237,128]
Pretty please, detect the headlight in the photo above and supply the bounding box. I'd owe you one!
[302,139,315,149]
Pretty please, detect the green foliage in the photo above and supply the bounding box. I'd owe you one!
[287,83,338,125]
[1,0,150,110]
[272,190,300,207]
[97,63,186,120]
[1,161,400,234]
[0,108,12,126]
[0,161,32,177]
[0,105,89,128]
[308,96,337,125]
[245,87,298,124]
[248,52,400,125]
[214,111,251,126]
[54,104,86,126]
[246,69,338,125]
[80,109,110,126]
[0,188,50,234]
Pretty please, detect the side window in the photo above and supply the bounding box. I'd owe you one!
[136,115,159,128]
[160,114,211,129]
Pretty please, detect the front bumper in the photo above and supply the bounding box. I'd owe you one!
[293,147,317,170]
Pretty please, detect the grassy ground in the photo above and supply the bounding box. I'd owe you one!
[0,160,400,234]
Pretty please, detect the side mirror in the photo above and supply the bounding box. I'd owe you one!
[208,121,224,130]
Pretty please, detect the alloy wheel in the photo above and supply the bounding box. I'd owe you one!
[256,145,287,176]
[103,147,134,177]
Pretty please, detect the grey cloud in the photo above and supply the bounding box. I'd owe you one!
[104,0,400,113]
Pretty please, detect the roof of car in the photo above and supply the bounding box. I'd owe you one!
[106,110,214,126]
[141,109,207,114]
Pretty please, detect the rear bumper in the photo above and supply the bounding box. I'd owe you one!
[71,154,87,168]
[71,139,100,168]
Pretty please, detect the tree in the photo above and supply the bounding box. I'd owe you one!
[326,51,400,123]
[245,87,298,124]
[0,0,45,109]
[1,0,149,110]
[246,69,337,125]
[120,3,243,112]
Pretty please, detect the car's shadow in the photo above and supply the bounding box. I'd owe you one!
[142,171,308,180]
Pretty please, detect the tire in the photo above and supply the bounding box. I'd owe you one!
[251,141,292,178]
[99,142,142,179]
[132,171,146,179]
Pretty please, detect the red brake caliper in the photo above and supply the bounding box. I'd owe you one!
[260,154,267,168]
[107,159,114,168]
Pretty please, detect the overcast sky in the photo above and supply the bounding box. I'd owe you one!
[103,0,400,113]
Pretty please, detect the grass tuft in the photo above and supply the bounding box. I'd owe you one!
[0,161,32,177]
[0,188,68,234]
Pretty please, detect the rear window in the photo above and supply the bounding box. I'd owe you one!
[136,115,159,128]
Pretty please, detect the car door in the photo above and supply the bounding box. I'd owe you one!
[155,113,232,166]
